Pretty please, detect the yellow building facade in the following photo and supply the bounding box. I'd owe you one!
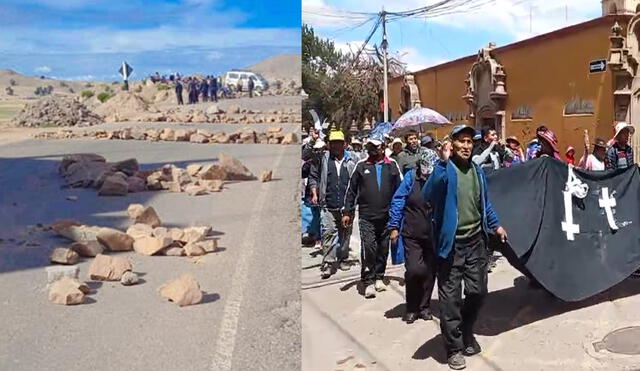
[389,11,640,158]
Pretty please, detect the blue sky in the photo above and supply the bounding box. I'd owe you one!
[303,0,602,72]
[0,0,301,81]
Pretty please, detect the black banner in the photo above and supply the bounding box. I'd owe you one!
[486,157,640,301]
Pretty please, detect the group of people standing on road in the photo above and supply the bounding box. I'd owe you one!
[300,119,636,370]
[174,76,220,105]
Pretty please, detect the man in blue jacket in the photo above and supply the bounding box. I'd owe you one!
[422,125,508,370]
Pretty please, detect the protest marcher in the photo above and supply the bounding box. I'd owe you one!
[309,131,357,279]
[422,125,508,370]
[471,128,512,170]
[606,121,635,170]
[200,78,209,102]
[526,138,540,161]
[174,80,184,105]
[248,77,255,98]
[397,130,439,175]
[503,136,525,167]
[350,138,366,160]
[578,131,606,171]
[388,157,436,323]
[188,78,198,104]
[535,127,561,160]
[209,76,218,102]
[421,135,436,150]
[343,133,403,298]
[565,146,576,166]
[390,138,404,162]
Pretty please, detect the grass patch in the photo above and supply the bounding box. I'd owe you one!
[81,90,94,99]
[97,92,114,103]
[157,83,171,91]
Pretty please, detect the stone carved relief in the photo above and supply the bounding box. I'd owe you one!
[608,17,640,162]
[511,105,533,120]
[400,74,422,114]
[564,97,595,115]
[463,42,508,133]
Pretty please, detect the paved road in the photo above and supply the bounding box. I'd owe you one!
[302,232,640,370]
[0,138,300,371]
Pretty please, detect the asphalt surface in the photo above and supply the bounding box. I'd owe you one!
[0,138,300,371]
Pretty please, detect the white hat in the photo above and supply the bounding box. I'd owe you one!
[392,137,403,145]
[614,122,635,139]
[351,138,362,145]
[313,139,326,149]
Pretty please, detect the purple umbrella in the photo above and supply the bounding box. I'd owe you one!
[392,107,450,134]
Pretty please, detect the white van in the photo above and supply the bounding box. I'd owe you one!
[224,70,269,92]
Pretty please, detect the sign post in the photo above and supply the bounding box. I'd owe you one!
[118,61,133,91]
[589,59,607,74]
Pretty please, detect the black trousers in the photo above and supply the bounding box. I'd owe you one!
[176,92,183,105]
[403,236,436,313]
[437,233,488,355]
[359,218,389,285]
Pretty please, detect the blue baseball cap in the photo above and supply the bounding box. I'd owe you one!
[473,130,481,140]
[420,135,434,146]
[450,125,476,139]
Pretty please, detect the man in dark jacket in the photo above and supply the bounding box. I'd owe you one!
[209,77,218,102]
[248,77,255,98]
[606,122,635,170]
[309,131,357,279]
[200,78,209,102]
[343,133,403,298]
[175,80,184,105]
[422,125,508,370]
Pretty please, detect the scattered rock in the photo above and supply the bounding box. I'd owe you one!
[113,158,139,175]
[126,223,154,240]
[98,175,129,196]
[46,265,79,284]
[88,254,132,281]
[13,96,103,128]
[186,164,203,177]
[120,271,139,286]
[50,219,82,233]
[198,164,227,180]
[196,239,218,253]
[161,246,185,256]
[50,248,80,265]
[133,236,171,256]
[219,153,256,180]
[198,179,223,192]
[185,185,207,196]
[281,132,299,145]
[260,170,273,182]
[153,227,168,239]
[190,133,208,144]
[48,277,86,305]
[134,206,162,228]
[127,204,145,219]
[168,228,184,241]
[96,227,134,251]
[127,176,146,193]
[158,273,203,306]
[58,225,101,242]
[184,243,206,256]
[70,240,104,257]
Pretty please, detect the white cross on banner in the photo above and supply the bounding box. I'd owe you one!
[599,187,619,230]
[561,190,580,240]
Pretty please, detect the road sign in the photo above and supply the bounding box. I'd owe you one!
[589,59,607,74]
[118,61,133,80]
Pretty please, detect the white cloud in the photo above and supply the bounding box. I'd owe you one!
[34,65,51,73]
[394,47,446,72]
[302,0,374,27]
[305,0,601,40]
[0,26,300,54]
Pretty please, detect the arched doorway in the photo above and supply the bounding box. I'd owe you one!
[463,43,508,138]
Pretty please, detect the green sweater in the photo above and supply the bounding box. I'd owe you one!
[452,159,482,240]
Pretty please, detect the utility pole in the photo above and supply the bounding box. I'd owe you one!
[381,10,389,123]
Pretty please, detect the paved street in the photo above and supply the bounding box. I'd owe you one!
[0,137,300,371]
[302,230,640,371]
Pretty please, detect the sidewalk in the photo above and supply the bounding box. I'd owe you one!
[302,233,640,371]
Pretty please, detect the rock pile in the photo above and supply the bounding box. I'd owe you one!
[12,96,104,127]
[46,206,214,306]
[57,152,258,196]
[93,91,155,122]
[35,127,299,145]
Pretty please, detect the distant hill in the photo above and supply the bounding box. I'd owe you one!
[247,54,300,82]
